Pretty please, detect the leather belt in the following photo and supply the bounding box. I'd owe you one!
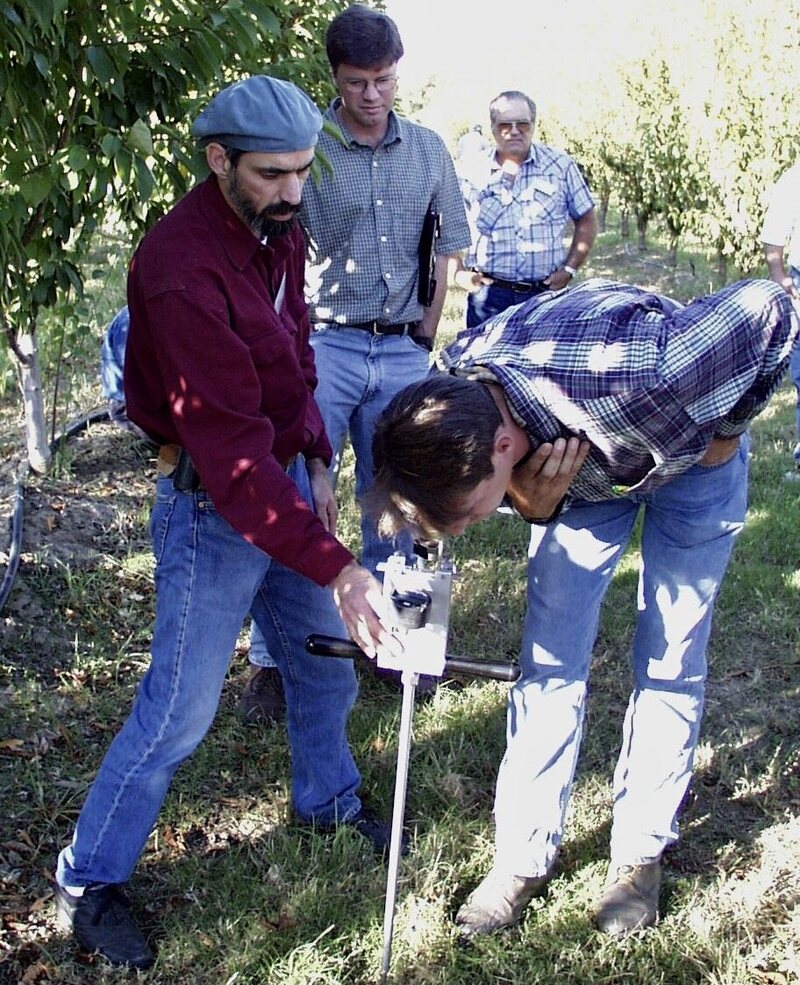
[158,444,297,479]
[484,275,547,294]
[336,320,420,335]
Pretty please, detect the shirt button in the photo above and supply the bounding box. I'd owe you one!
[380,236,387,243]
[385,273,392,279]
[376,199,383,206]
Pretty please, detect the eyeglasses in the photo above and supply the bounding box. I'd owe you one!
[341,75,398,95]
[496,120,533,135]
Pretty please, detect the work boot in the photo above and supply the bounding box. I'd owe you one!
[455,865,550,937]
[304,807,410,856]
[595,861,661,934]
[54,882,155,969]
[238,665,286,723]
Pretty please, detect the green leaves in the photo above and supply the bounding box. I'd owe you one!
[562,20,797,275]
[66,145,90,172]
[126,120,154,157]
[20,0,56,31]
[87,46,117,85]
[100,133,122,158]
[240,0,281,34]
[0,0,343,356]
[133,156,154,203]
[32,51,48,78]
[18,171,53,207]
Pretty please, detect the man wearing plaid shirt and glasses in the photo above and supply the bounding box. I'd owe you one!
[452,90,597,329]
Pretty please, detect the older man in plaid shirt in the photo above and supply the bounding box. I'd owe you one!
[367,276,799,938]
[451,89,597,327]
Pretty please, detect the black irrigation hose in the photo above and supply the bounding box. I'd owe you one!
[0,406,110,614]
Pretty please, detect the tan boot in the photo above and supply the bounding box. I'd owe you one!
[455,865,550,937]
[595,861,661,935]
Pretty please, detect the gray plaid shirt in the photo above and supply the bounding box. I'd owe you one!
[300,100,470,326]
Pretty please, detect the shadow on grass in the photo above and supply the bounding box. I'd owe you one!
[2,393,799,982]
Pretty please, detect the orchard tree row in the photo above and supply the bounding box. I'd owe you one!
[552,3,798,279]
[2,0,798,471]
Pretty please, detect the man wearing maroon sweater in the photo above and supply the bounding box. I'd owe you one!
[53,75,401,969]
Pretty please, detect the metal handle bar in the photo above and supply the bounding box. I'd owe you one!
[305,634,520,682]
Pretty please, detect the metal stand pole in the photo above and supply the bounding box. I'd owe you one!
[379,669,417,985]
[305,630,519,983]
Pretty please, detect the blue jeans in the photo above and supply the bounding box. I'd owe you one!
[57,459,360,889]
[492,437,749,876]
[466,283,548,328]
[99,305,129,403]
[310,325,429,574]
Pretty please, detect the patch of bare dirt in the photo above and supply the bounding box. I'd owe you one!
[1,418,157,657]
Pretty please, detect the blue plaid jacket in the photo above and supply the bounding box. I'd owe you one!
[438,278,799,500]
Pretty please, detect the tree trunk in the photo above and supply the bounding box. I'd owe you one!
[598,194,609,233]
[717,249,727,283]
[620,211,630,239]
[636,214,648,252]
[17,332,51,474]
[667,233,679,267]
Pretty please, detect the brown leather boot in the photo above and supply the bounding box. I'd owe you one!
[237,666,286,724]
[455,865,550,937]
[595,861,661,934]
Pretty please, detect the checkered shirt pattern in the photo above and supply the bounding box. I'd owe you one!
[461,143,595,282]
[439,277,799,501]
[300,102,470,326]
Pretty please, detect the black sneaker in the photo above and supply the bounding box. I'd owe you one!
[308,807,410,856]
[54,882,154,969]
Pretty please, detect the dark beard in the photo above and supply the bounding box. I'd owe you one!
[229,168,300,239]
[256,211,298,238]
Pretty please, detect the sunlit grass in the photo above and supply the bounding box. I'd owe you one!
[1,226,798,983]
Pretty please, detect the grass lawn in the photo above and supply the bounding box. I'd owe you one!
[0,216,798,983]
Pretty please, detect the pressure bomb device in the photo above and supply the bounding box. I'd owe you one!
[375,540,453,676]
[306,543,519,984]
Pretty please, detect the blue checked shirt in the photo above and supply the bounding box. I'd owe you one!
[300,101,471,325]
[438,278,799,501]
[461,143,595,282]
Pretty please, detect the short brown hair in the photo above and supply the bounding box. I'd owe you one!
[326,4,404,72]
[365,374,502,539]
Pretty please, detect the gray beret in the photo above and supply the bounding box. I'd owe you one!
[191,75,323,153]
